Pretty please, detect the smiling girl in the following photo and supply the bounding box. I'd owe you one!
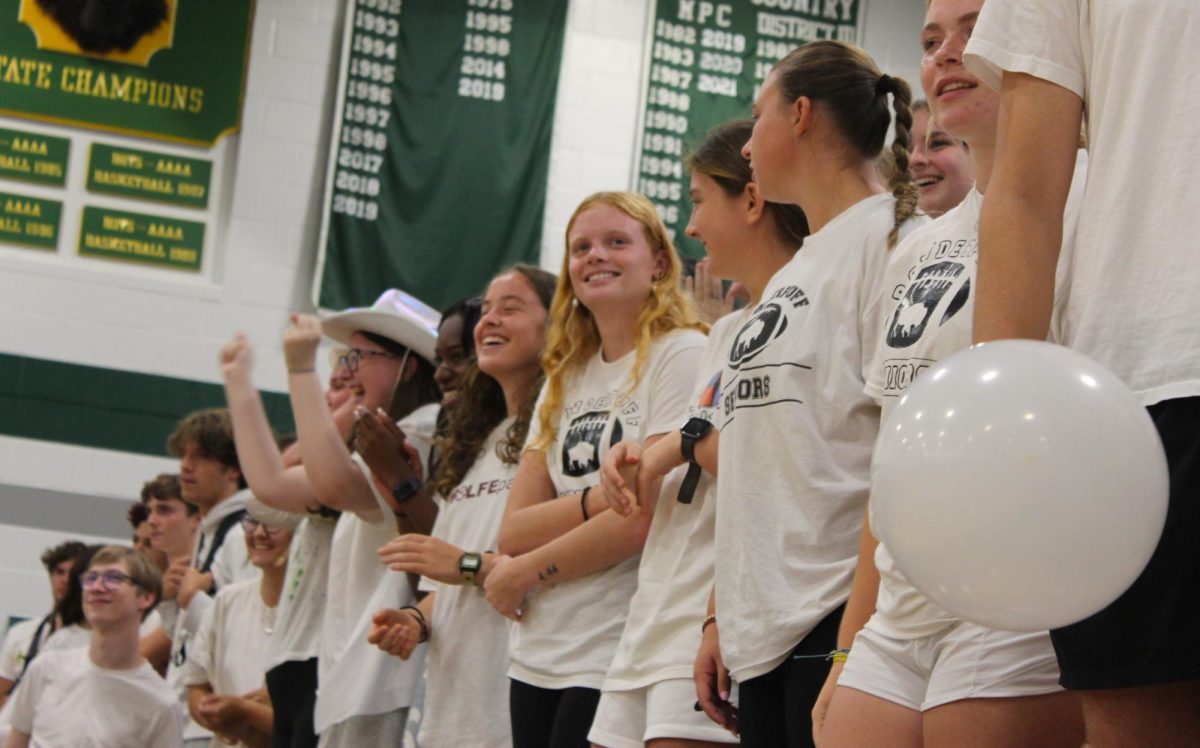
[185,506,297,747]
[910,100,974,218]
[593,119,810,748]
[485,192,707,747]
[367,264,556,747]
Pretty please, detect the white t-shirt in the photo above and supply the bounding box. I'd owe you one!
[964,0,1200,406]
[0,618,48,681]
[715,194,926,682]
[312,403,437,732]
[168,491,260,742]
[264,513,336,671]
[864,156,1089,640]
[418,418,517,747]
[183,579,271,703]
[40,612,163,653]
[509,329,707,690]
[8,648,183,748]
[603,310,743,691]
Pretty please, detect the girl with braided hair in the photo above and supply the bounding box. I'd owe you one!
[693,40,926,747]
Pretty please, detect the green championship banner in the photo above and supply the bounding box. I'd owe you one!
[316,0,566,311]
[0,189,59,248]
[0,0,254,145]
[635,0,862,260]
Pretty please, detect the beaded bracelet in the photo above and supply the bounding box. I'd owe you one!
[400,605,429,643]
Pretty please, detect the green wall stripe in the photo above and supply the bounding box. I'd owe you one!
[0,353,294,457]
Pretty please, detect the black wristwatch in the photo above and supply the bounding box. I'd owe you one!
[391,478,422,509]
[677,417,713,504]
[459,552,483,585]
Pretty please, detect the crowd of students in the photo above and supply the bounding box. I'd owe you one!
[1,0,1197,746]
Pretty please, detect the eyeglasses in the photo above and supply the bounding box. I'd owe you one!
[242,516,289,537]
[81,570,137,591]
[338,347,399,374]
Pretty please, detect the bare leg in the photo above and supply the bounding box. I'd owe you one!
[923,691,1083,748]
[821,686,922,748]
[1079,681,1200,748]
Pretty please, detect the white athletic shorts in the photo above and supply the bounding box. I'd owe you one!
[837,621,1063,711]
[587,678,738,747]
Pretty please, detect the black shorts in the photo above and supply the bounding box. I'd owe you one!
[266,658,319,748]
[1050,396,1200,689]
[509,678,600,748]
[737,603,844,748]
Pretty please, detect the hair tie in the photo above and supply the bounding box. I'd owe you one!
[875,74,892,96]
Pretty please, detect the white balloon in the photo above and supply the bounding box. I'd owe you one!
[872,340,1168,631]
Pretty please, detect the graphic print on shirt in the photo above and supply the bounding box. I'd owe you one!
[699,370,722,408]
[560,391,644,477]
[885,261,969,348]
[885,235,977,349]
[722,284,811,424]
[728,300,792,367]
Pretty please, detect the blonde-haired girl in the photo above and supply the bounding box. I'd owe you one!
[485,191,707,747]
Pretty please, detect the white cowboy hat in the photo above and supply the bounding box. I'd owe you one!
[244,496,302,532]
[321,289,440,364]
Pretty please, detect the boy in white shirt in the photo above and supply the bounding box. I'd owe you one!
[5,546,183,748]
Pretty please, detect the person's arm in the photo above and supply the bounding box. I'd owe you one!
[602,428,719,517]
[140,626,172,675]
[695,584,737,734]
[187,684,214,730]
[230,693,273,737]
[357,409,439,534]
[283,315,380,516]
[811,506,880,741]
[974,71,1083,342]
[221,333,322,514]
[485,494,654,619]
[379,532,509,588]
[495,451,608,556]
[368,592,436,659]
[4,730,30,748]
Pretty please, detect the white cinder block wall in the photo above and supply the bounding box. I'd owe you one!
[1,0,928,622]
[0,0,345,623]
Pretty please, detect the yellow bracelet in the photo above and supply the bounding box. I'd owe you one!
[830,648,850,663]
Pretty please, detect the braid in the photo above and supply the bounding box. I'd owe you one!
[884,75,919,249]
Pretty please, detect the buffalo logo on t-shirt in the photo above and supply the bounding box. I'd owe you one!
[561,410,624,477]
[729,303,788,369]
[886,261,969,349]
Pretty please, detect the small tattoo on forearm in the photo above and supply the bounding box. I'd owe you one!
[537,563,560,582]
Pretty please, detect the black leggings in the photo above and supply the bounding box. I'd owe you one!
[509,678,601,748]
[266,658,319,748]
[737,604,845,748]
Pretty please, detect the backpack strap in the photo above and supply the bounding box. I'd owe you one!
[199,509,247,592]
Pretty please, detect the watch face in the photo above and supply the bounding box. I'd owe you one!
[682,418,712,440]
[461,554,482,572]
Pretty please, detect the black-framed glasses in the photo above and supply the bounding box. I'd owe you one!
[338,347,399,374]
[81,570,137,591]
[242,516,289,537]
